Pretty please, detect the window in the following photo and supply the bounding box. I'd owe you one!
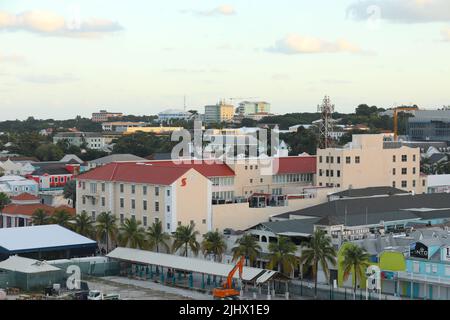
[245,166,248,170]
[167,205,171,212]
[432,264,438,274]
[90,183,97,193]
[82,197,86,205]
[319,169,323,177]
[413,155,417,162]
[402,168,407,175]
[260,178,263,183]
[202,219,207,225]
[393,168,396,176]
[337,170,341,178]
[143,216,148,227]
[326,156,329,164]
[101,183,106,192]
[250,165,253,170]
[413,180,416,188]
[402,155,407,162]
[413,167,416,175]
[167,189,171,197]
[355,156,360,164]
[392,181,396,188]
[155,202,159,212]
[167,223,171,230]
[425,264,431,273]
[91,211,96,221]
[155,218,159,223]
[393,155,396,163]
[319,156,323,163]
[120,214,124,224]
[101,197,106,207]
[131,199,136,209]
[120,198,124,208]
[330,157,334,164]
[131,185,136,194]
[155,187,160,196]
[402,181,407,188]
[423,180,426,187]
[143,186,147,195]
[143,200,147,211]
[346,157,351,164]
[250,179,253,183]
[120,184,124,193]
[326,170,329,177]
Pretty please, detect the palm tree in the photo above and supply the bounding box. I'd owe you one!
[202,231,227,262]
[299,230,337,299]
[172,223,200,257]
[341,244,371,300]
[0,192,10,212]
[96,212,118,253]
[231,233,261,267]
[267,237,298,277]
[31,208,50,226]
[51,209,73,228]
[118,218,147,249]
[73,211,95,238]
[147,220,171,253]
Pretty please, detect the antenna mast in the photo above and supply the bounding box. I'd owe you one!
[317,95,335,149]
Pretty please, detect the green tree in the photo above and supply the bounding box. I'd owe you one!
[112,132,176,157]
[281,127,319,155]
[147,220,171,253]
[63,180,77,208]
[96,212,118,253]
[232,234,261,267]
[51,209,73,228]
[172,223,200,257]
[267,237,299,277]
[341,244,371,300]
[73,211,95,238]
[0,192,10,212]
[202,231,227,262]
[35,143,64,161]
[31,208,50,226]
[118,218,147,249]
[299,230,337,299]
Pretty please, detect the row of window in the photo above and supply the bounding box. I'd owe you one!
[319,154,417,165]
[212,191,235,200]
[392,167,417,175]
[319,170,341,178]
[84,182,170,197]
[211,177,234,187]
[392,180,421,188]
[272,173,313,184]
[82,197,170,213]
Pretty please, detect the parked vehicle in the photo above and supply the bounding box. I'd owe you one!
[88,290,120,300]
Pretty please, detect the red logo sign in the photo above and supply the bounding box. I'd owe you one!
[181,178,187,187]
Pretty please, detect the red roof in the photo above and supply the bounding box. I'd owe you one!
[2,204,75,217]
[10,193,39,201]
[275,156,317,174]
[144,160,236,178]
[77,162,194,185]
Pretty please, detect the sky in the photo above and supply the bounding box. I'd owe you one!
[0,0,450,120]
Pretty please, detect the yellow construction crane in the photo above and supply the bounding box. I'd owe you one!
[393,106,419,141]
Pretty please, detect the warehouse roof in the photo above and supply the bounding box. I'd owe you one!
[0,256,61,274]
[329,186,409,199]
[0,225,96,254]
[90,154,146,165]
[107,247,285,283]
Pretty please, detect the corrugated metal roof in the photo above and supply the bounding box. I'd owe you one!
[0,256,61,273]
[107,247,283,283]
[0,225,96,253]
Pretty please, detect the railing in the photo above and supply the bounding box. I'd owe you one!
[397,272,450,286]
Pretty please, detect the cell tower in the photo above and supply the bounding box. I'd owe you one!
[317,95,335,149]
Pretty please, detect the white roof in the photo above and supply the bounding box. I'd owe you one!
[0,225,96,252]
[0,175,26,182]
[107,247,282,283]
[0,256,61,274]
[427,174,450,187]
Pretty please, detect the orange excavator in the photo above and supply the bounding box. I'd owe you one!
[213,256,245,300]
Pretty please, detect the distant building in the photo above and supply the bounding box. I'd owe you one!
[87,154,147,170]
[157,109,193,123]
[317,134,425,193]
[408,110,450,142]
[123,126,184,135]
[28,161,79,191]
[53,132,106,150]
[102,121,145,133]
[237,101,271,115]
[91,110,123,123]
[427,175,450,194]
[204,102,235,124]
[0,175,39,196]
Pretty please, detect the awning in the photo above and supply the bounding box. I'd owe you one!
[107,247,286,284]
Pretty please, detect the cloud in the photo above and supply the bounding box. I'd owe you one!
[0,10,123,37]
[442,27,450,41]
[346,0,450,23]
[0,52,26,65]
[18,73,79,84]
[268,34,364,54]
[182,5,236,17]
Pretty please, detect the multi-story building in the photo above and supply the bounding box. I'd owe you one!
[237,101,271,116]
[101,122,145,133]
[76,162,213,234]
[53,132,107,150]
[91,110,123,123]
[408,110,450,142]
[76,156,317,234]
[28,161,78,191]
[204,102,235,124]
[0,175,39,196]
[317,134,424,193]
[157,109,193,123]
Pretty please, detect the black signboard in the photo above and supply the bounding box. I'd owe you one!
[410,242,429,259]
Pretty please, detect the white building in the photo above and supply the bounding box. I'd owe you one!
[0,175,39,196]
[427,175,450,194]
[102,122,145,133]
[157,109,193,123]
[53,132,107,150]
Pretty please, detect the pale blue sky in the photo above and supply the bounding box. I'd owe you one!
[0,0,449,120]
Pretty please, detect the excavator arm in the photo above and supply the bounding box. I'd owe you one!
[223,256,245,289]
